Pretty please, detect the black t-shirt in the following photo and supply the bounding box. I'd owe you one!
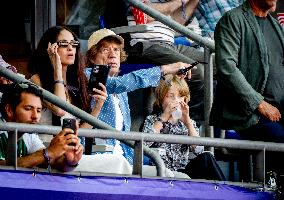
[256,16,284,114]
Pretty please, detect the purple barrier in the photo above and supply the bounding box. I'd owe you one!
[0,169,276,200]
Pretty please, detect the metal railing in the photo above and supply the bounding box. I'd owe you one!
[124,0,215,146]
[2,122,284,190]
[1,65,283,188]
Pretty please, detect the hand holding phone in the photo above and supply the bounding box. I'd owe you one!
[177,61,208,75]
[88,65,110,94]
[62,118,77,146]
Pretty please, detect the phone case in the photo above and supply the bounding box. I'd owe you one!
[62,118,77,132]
[88,65,110,93]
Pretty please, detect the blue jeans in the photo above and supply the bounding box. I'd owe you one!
[238,117,284,175]
[238,117,284,143]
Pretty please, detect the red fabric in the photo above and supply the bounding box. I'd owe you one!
[277,13,284,27]
[131,3,147,24]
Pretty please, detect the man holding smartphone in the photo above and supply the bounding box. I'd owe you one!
[0,83,83,172]
[85,28,192,164]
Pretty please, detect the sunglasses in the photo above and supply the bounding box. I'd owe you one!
[57,40,80,48]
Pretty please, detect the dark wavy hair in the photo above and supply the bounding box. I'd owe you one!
[0,83,43,120]
[27,26,90,111]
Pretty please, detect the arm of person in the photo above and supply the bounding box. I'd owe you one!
[30,74,66,117]
[179,100,202,151]
[215,12,264,115]
[107,62,190,94]
[0,149,46,168]
[257,100,281,122]
[183,119,204,154]
[145,0,199,24]
[151,101,172,133]
[141,115,165,147]
[0,130,82,172]
[170,0,199,25]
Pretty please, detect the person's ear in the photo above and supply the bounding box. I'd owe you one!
[5,104,14,120]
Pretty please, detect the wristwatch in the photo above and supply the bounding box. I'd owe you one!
[66,162,79,168]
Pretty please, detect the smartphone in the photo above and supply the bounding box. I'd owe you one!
[88,64,110,94]
[177,61,208,75]
[62,118,77,146]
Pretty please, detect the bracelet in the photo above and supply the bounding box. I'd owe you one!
[66,163,79,168]
[54,80,66,87]
[43,149,51,173]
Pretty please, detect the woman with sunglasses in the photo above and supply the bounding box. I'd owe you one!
[28,26,107,130]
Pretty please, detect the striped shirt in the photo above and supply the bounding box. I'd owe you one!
[128,15,175,46]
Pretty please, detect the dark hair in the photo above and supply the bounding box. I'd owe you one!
[0,83,43,119]
[27,26,90,111]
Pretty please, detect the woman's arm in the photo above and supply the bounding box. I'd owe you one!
[30,74,66,117]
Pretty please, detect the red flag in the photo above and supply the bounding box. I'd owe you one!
[277,13,284,27]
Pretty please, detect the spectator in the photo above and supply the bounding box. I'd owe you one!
[27,26,107,130]
[142,74,225,180]
[0,82,83,172]
[104,0,205,125]
[127,0,206,124]
[194,0,243,37]
[210,0,284,176]
[85,28,192,164]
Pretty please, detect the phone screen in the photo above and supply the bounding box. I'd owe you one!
[88,65,110,94]
[62,118,77,146]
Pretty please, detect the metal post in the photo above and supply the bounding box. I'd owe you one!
[132,139,143,177]
[7,130,18,169]
[49,0,56,27]
[254,150,265,183]
[203,47,214,152]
